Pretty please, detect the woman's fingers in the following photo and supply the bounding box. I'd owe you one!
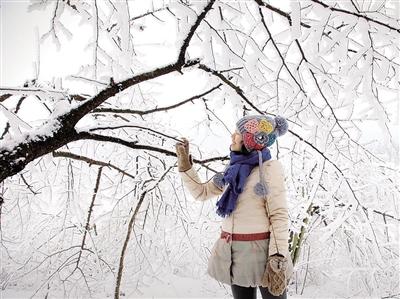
[181,137,189,151]
[175,137,190,156]
[176,146,186,156]
[175,142,183,150]
[175,142,187,156]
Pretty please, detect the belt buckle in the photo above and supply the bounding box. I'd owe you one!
[222,232,232,243]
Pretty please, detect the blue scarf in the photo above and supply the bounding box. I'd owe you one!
[216,146,271,218]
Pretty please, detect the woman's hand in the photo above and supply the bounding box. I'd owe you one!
[175,137,193,172]
[261,254,289,296]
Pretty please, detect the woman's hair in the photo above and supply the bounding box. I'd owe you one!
[240,144,252,155]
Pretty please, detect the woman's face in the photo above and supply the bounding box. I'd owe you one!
[230,129,243,151]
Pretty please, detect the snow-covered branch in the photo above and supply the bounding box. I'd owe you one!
[0,0,216,184]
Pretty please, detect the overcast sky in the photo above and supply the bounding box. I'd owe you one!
[1,1,47,86]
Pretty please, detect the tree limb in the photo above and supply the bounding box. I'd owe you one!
[0,0,217,184]
[92,83,222,116]
[52,151,137,180]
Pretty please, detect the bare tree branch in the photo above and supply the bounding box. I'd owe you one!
[258,7,306,95]
[92,84,222,116]
[52,151,137,180]
[253,0,311,28]
[75,131,229,167]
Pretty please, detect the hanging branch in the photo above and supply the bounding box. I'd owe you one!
[258,7,306,94]
[114,165,172,299]
[63,166,103,287]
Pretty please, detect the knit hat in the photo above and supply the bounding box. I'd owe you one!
[236,114,289,152]
[213,114,289,200]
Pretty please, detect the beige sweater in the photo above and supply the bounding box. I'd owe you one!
[179,159,289,256]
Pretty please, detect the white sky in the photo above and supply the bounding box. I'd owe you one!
[1,0,48,86]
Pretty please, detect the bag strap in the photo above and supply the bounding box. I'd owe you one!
[257,151,281,256]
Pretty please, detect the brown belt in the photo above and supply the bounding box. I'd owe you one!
[220,230,270,242]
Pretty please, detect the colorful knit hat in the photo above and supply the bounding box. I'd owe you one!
[213,114,289,200]
[236,114,289,152]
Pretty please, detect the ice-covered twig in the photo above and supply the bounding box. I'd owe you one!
[310,0,400,34]
[0,87,88,102]
[91,83,222,116]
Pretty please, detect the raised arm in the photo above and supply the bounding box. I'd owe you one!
[179,166,224,201]
[175,138,224,201]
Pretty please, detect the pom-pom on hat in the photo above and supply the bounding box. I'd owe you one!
[236,114,288,152]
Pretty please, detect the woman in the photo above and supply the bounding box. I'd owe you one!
[175,114,293,299]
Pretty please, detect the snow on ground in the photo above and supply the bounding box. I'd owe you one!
[1,271,387,299]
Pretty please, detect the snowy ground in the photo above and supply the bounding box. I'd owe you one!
[1,272,388,299]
